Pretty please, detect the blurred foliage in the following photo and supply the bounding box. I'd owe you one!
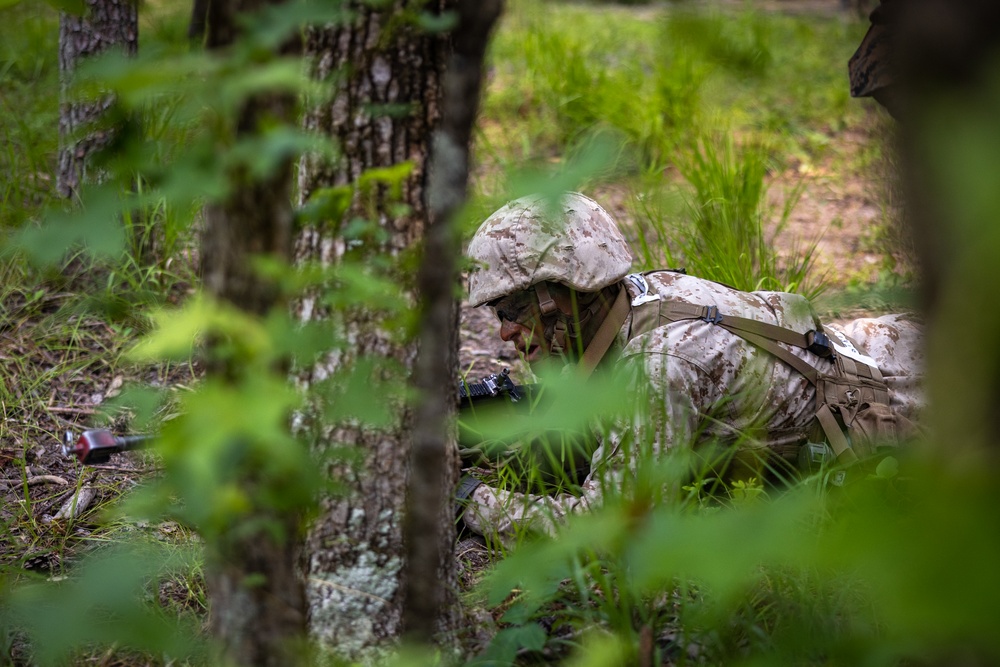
[917,69,1000,457]
[0,3,59,231]
[480,453,1000,665]
[1,1,366,663]
[5,540,210,665]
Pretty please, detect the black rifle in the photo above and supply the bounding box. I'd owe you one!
[458,367,524,407]
[457,368,593,489]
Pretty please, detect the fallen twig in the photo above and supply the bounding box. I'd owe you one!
[47,405,96,415]
[26,475,69,486]
[53,486,97,520]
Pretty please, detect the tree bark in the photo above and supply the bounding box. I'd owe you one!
[294,2,459,658]
[57,0,137,199]
[403,0,504,642]
[199,1,304,664]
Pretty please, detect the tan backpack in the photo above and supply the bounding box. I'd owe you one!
[578,272,904,473]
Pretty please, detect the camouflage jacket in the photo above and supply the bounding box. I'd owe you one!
[462,271,924,538]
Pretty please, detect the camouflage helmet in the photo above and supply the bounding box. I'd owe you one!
[467,192,633,307]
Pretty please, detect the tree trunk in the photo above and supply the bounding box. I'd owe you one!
[404,0,504,642]
[57,0,137,199]
[294,2,459,658]
[199,1,304,664]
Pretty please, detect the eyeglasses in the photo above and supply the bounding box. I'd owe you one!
[489,292,536,324]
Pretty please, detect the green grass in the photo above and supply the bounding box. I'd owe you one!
[476,1,883,300]
[482,1,870,173]
[0,4,60,231]
[631,133,822,297]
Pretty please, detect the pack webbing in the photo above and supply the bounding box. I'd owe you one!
[577,287,630,381]
[643,298,884,464]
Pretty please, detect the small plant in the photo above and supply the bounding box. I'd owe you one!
[632,133,823,298]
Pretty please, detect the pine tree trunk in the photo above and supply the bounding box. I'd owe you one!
[294,2,459,658]
[57,0,137,199]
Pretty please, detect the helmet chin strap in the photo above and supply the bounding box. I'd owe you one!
[534,282,609,358]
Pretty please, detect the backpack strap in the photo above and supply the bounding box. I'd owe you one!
[658,301,835,360]
[644,299,889,464]
[577,287,631,380]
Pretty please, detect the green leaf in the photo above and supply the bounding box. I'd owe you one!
[18,186,127,265]
[9,541,208,665]
[77,50,211,110]
[507,134,621,206]
[874,455,899,480]
[463,368,631,445]
[417,10,458,33]
[475,625,547,665]
[626,490,821,605]
[322,262,411,313]
[564,634,629,667]
[298,185,354,227]
[357,162,415,198]
[220,59,311,108]
[227,127,323,180]
[244,0,355,51]
[129,294,272,363]
[485,511,628,608]
[321,356,404,428]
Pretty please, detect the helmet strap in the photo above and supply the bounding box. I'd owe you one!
[534,282,559,316]
[550,319,568,355]
[539,284,619,359]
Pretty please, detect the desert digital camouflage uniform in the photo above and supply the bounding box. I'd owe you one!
[461,194,925,538]
[467,193,634,307]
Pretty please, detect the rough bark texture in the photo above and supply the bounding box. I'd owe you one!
[403,0,504,642]
[57,0,137,199]
[200,1,304,664]
[294,2,456,658]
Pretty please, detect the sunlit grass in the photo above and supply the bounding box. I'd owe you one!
[0,4,59,231]
[482,0,870,172]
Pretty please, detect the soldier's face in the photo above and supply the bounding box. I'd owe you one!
[491,291,550,362]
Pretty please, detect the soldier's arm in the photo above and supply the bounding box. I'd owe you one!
[460,476,605,537]
[460,352,712,539]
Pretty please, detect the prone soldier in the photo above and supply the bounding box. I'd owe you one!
[457,192,924,537]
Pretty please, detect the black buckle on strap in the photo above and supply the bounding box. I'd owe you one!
[702,305,723,324]
[807,330,834,358]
